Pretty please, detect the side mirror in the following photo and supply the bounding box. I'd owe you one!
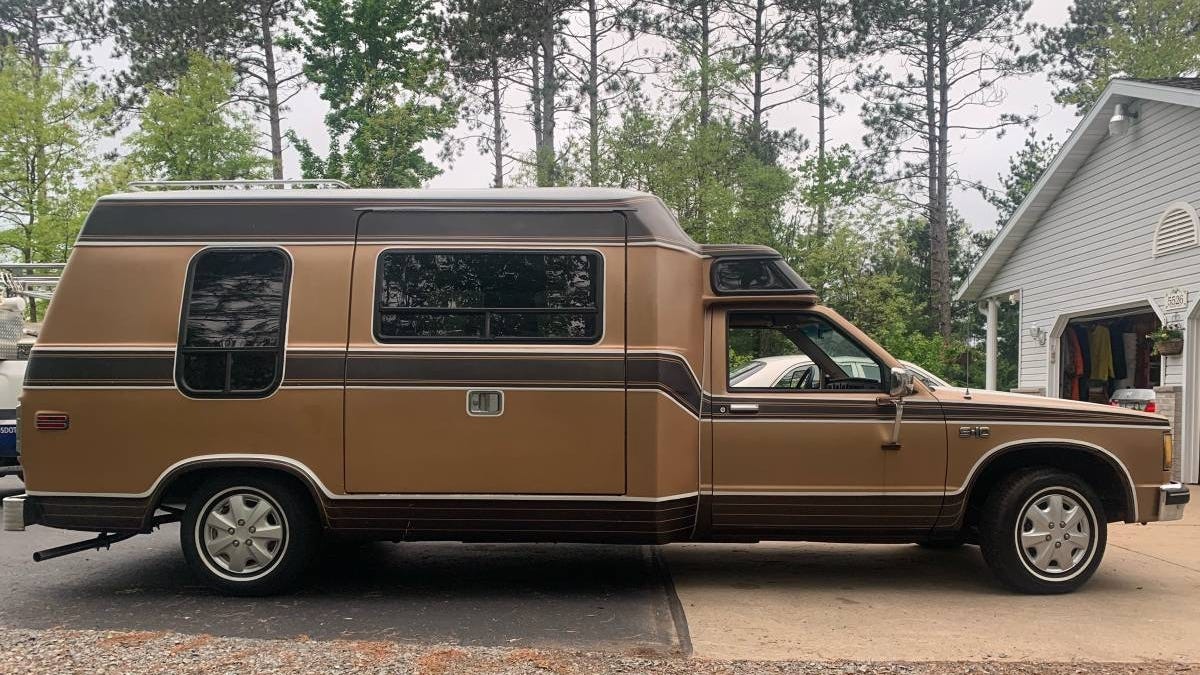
[887,366,916,398]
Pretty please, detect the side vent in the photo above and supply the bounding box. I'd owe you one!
[1153,202,1199,256]
[34,412,69,431]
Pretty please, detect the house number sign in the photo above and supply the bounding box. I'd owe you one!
[1165,287,1188,313]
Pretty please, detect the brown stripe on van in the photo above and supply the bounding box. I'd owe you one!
[356,210,628,242]
[24,350,175,387]
[344,352,625,388]
[710,492,946,537]
[706,397,943,421]
[627,353,703,414]
[78,202,358,242]
[283,352,346,386]
[938,403,1169,426]
[321,494,698,544]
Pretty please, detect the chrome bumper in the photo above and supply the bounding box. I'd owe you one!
[3,493,26,531]
[1159,482,1190,522]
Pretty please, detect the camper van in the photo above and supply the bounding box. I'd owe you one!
[2,186,1188,596]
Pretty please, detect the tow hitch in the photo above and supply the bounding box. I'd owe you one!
[33,531,137,562]
[30,508,182,562]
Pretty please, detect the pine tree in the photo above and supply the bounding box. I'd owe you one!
[445,0,524,187]
[288,0,457,187]
[108,0,303,179]
[128,54,271,181]
[854,0,1035,338]
[1039,0,1200,112]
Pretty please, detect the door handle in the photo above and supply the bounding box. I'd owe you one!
[466,390,503,416]
[729,403,759,413]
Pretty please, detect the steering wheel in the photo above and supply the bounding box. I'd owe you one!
[823,376,879,391]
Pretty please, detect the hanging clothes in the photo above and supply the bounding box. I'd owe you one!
[1135,333,1151,389]
[1073,325,1092,401]
[1115,332,1138,390]
[1110,322,1127,381]
[1089,324,1115,381]
[1065,328,1084,400]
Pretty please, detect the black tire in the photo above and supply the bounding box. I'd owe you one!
[181,473,318,596]
[978,468,1107,594]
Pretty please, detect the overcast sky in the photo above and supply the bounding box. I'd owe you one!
[102,0,1076,233]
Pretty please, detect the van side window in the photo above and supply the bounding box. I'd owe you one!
[727,312,883,391]
[375,251,601,342]
[176,248,290,397]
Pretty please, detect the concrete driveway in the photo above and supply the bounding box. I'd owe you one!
[2,473,1196,663]
[664,502,1200,662]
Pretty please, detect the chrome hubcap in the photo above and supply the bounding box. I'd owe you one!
[1018,490,1092,575]
[200,491,285,576]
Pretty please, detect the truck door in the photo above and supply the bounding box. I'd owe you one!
[343,210,627,494]
[709,307,947,536]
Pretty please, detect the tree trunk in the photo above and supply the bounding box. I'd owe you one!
[699,0,712,127]
[530,48,543,155]
[587,0,600,186]
[923,1,940,337]
[932,0,952,338]
[539,16,558,186]
[259,2,284,180]
[489,58,505,188]
[27,4,43,323]
[750,0,765,158]
[814,0,827,236]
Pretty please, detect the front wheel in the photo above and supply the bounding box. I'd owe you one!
[978,469,1107,594]
[181,474,318,596]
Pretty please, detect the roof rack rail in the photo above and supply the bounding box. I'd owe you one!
[0,263,65,301]
[127,179,351,190]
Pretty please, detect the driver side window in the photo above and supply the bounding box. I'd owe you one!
[727,312,883,391]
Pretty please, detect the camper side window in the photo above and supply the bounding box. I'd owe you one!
[374,251,601,343]
[176,248,290,397]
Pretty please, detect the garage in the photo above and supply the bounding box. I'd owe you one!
[958,78,1200,484]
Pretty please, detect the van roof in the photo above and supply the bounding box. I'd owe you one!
[100,187,654,205]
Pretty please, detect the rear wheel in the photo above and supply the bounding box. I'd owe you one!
[978,469,1106,594]
[181,474,318,596]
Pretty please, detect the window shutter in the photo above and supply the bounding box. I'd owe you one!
[1153,202,1199,256]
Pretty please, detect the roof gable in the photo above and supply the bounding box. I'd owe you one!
[957,78,1200,300]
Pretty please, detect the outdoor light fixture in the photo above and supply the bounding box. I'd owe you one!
[1108,102,1138,137]
[1026,324,1047,346]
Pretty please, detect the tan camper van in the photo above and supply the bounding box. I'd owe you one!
[2,186,1188,596]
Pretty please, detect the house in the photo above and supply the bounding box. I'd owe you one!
[958,78,1200,484]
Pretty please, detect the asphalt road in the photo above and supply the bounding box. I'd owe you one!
[0,479,689,654]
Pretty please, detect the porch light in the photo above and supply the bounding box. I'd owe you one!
[1109,103,1138,137]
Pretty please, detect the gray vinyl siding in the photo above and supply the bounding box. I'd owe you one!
[980,100,1200,392]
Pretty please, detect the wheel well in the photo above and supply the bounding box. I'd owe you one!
[962,444,1133,529]
[153,464,326,526]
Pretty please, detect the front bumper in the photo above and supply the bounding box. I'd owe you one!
[1158,482,1190,522]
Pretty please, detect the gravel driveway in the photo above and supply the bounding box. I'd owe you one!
[2,628,1197,675]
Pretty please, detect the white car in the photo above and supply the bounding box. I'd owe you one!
[730,355,949,390]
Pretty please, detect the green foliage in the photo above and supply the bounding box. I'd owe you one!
[106,0,249,103]
[980,131,1059,227]
[794,144,874,229]
[0,46,112,265]
[1041,0,1200,112]
[128,54,270,181]
[598,97,796,246]
[288,0,457,187]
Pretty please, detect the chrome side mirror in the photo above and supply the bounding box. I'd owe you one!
[888,366,916,398]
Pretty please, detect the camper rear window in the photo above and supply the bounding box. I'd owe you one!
[375,251,601,342]
[176,248,290,397]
